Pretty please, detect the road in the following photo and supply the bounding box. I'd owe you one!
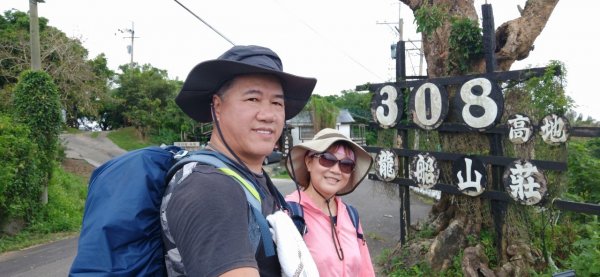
[60,131,127,167]
[0,132,432,276]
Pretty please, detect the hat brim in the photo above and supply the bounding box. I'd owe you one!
[286,134,373,196]
[176,60,317,123]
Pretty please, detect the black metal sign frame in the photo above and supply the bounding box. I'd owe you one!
[360,4,600,247]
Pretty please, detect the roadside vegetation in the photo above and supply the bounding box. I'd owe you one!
[0,166,86,253]
[106,126,154,151]
[0,125,292,254]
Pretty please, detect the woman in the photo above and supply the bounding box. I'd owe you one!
[285,128,375,277]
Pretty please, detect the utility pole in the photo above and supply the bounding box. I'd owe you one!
[119,22,138,67]
[29,0,47,205]
[377,2,425,78]
[29,0,42,71]
[397,2,403,41]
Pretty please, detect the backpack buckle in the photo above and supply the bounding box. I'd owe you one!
[174,150,188,159]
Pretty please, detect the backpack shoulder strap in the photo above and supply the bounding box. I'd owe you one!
[345,203,364,241]
[169,151,262,209]
[286,200,364,241]
[286,201,307,235]
[167,151,275,257]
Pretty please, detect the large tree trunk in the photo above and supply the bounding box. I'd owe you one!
[396,0,559,275]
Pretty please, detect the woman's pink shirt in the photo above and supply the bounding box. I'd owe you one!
[286,190,375,277]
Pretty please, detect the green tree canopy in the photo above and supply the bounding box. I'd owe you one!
[0,9,113,125]
[112,64,187,140]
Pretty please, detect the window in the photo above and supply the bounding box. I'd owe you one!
[300,126,315,140]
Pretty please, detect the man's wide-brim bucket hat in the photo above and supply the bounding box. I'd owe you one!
[286,128,373,196]
[176,45,317,123]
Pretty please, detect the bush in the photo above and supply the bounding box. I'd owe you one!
[0,165,87,252]
[564,220,600,276]
[0,115,43,225]
[12,70,62,190]
[28,166,87,233]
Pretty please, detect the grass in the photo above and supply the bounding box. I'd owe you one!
[0,166,87,253]
[0,231,78,254]
[63,127,82,134]
[270,168,290,179]
[106,126,153,151]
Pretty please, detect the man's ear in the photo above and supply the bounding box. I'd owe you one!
[211,95,221,121]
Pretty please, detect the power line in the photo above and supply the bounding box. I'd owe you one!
[271,0,384,81]
[173,0,235,46]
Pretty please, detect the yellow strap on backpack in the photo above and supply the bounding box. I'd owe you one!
[218,167,261,204]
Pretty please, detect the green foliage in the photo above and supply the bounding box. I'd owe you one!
[326,89,378,145]
[564,220,600,276]
[0,10,113,126]
[448,17,483,74]
[480,229,498,267]
[388,261,434,277]
[27,166,87,233]
[12,70,62,185]
[106,127,153,151]
[114,64,175,109]
[439,250,464,277]
[525,61,573,119]
[327,90,372,123]
[149,95,200,144]
[0,10,49,88]
[585,137,600,159]
[113,64,190,140]
[271,170,290,179]
[414,4,447,37]
[376,128,398,148]
[0,115,43,223]
[414,224,436,239]
[124,97,161,139]
[307,95,339,132]
[98,96,126,130]
[378,247,429,277]
[365,128,378,146]
[0,166,86,252]
[567,140,600,203]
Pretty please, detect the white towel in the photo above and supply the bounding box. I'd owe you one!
[267,210,320,277]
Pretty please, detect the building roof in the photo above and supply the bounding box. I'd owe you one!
[286,111,312,126]
[286,109,355,126]
[337,109,355,124]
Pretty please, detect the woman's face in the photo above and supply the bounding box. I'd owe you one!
[305,144,355,197]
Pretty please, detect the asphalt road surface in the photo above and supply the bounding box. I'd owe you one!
[0,132,432,276]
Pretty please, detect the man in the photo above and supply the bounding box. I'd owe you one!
[161,45,316,276]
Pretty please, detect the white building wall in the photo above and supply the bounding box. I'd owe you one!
[291,127,301,146]
[289,124,353,148]
[336,124,351,139]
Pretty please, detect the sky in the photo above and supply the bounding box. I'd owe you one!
[3,0,599,120]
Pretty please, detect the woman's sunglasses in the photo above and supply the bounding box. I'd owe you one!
[312,152,356,174]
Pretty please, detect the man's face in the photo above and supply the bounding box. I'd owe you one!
[213,74,285,162]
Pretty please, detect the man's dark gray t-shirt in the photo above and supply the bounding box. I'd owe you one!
[163,163,281,276]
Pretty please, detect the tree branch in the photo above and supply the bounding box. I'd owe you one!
[495,0,559,70]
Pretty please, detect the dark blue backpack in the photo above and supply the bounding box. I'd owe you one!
[287,200,364,241]
[69,146,276,276]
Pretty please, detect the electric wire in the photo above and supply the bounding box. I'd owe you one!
[270,0,385,82]
[173,0,235,46]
